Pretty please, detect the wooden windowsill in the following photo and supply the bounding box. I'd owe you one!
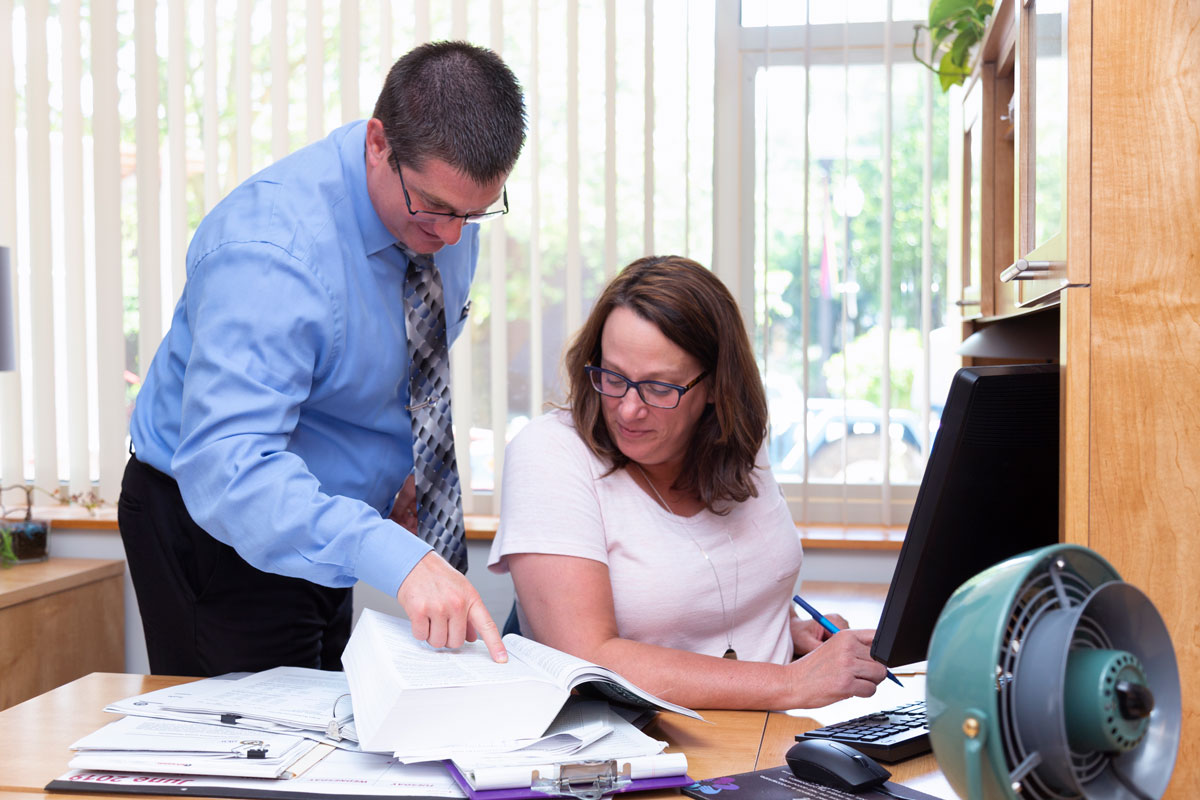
[10,507,906,552]
[3,505,119,530]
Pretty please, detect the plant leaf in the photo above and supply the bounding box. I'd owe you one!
[949,31,974,68]
[938,49,969,90]
[929,0,975,28]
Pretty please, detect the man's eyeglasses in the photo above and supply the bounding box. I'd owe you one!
[584,365,708,410]
[396,163,508,224]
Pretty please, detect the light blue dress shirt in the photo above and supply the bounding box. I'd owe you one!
[129,120,478,598]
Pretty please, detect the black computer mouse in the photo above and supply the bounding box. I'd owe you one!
[785,739,892,792]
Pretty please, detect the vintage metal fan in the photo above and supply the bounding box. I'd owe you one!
[926,544,1180,799]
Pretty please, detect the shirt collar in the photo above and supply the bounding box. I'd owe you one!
[341,120,399,257]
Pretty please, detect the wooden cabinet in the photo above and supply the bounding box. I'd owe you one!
[0,558,125,709]
[1063,2,1200,795]
[960,0,1200,794]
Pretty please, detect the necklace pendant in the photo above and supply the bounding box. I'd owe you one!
[723,647,737,660]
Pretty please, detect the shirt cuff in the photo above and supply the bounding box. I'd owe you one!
[355,519,434,599]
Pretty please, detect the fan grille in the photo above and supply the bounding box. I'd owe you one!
[996,560,1109,799]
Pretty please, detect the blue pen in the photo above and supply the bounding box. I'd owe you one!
[793,594,904,688]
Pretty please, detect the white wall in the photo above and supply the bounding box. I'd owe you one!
[50,531,898,675]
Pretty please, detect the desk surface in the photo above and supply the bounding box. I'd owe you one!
[0,672,955,799]
[0,581,956,799]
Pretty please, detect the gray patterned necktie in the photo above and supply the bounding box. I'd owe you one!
[400,245,467,573]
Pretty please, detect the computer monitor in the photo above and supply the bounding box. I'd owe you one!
[870,364,1060,668]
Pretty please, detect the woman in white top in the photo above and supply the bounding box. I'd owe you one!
[488,255,886,710]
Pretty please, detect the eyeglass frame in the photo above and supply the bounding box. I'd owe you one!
[393,157,509,224]
[584,365,709,410]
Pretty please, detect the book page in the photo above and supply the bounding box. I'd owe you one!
[503,636,701,720]
[501,634,603,687]
[365,611,544,690]
[451,701,665,771]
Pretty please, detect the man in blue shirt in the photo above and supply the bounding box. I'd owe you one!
[118,42,526,676]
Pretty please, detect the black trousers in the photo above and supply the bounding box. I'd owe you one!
[118,456,352,676]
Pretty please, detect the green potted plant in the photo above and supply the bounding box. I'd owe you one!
[0,484,64,567]
[912,0,994,91]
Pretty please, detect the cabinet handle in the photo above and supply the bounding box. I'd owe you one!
[954,299,982,307]
[1000,259,1066,282]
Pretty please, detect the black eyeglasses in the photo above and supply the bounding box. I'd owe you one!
[584,365,708,410]
[396,164,509,224]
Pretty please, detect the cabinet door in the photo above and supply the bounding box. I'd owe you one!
[1008,0,1069,306]
[960,78,984,319]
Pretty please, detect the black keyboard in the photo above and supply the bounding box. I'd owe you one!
[796,699,930,763]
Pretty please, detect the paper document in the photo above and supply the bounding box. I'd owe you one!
[396,699,618,765]
[68,716,325,779]
[106,669,359,747]
[50,748,465,798]
[159,666,353,732]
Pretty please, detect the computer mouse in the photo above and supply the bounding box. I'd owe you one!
[785,739,892,792]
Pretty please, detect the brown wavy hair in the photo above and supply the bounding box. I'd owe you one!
[564,255,768,513]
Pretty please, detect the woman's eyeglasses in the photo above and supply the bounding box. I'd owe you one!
[584,365,708,410]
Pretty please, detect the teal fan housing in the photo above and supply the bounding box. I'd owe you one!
[926,545,1180,799]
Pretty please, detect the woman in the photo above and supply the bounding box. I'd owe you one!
[488,255,886,710]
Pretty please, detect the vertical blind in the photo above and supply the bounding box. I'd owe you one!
[0,1,947,524]
[0,0,718,514]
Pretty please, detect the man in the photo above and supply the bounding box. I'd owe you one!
[118,41,525,676]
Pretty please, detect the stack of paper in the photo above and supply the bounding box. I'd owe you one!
[69,716,328,779]
[51,749,467,797]
[109,667,356,741]
[52,610,700,798]
[107,667,358,745]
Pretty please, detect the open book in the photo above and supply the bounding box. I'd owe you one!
[342,609,700,754]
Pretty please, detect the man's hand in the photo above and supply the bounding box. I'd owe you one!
[388,475,419,533]
[397,550,508,663]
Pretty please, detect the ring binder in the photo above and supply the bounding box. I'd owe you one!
[530,759,630,800]
[325,693,351,741]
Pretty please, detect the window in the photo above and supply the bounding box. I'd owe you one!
[722,2,956,524]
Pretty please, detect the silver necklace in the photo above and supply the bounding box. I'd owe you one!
[634,463,740,660]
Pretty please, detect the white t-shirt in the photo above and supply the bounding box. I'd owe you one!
[489,410,804,664]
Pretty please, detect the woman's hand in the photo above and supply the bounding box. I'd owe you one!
[790,612,849,655]
[780,628,886,708]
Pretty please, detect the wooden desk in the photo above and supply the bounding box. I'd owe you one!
[0,581,955,798]
[0,672,955,799]
[0,558,125,710]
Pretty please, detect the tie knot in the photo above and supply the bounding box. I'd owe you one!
[396,243,434,271]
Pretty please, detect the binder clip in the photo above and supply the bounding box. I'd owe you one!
[325,693,351,742]
[234,740,268,759]
[530,759,631,800]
